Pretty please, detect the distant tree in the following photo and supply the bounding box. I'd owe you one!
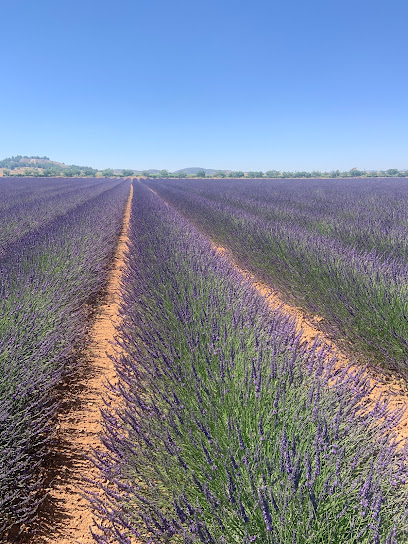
[265,170,280,178]
[386,169,399,176]
[311,170,322,178]
[101,168,115,177]
[3,169,10,176]
[65,168,81,177]
[213,171,226,178]
[330,170,341,178]
[195,170,206,178]
[247,171,264,178]
[228,171,245,178]
[142,171,151,177]
[159,169,169,178]
[174,172,187,178]
[349,169,363,177]
[82,167,98,176]
[121,169,134,177]
[38,166,60,177]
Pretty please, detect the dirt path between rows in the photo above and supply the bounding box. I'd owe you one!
[147,185,408,443]
[31,183,133,544]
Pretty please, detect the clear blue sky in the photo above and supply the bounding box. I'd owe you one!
[1,0,408,171]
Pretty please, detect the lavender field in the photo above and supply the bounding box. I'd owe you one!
[0,177,130,535]
[2,177,408,543]
[92,182,408,543]
[145,177,408,374]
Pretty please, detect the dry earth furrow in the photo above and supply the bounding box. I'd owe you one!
[30,183,133,544]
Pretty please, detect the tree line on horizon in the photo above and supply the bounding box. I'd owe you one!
[1,157,408,179]
[143,168,408,179]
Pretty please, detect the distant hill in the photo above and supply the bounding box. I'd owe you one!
[0,156,98,177]
[174,167,218,175]
[0,155,55,169]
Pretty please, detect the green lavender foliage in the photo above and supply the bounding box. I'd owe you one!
[92,182,408,544]
[0,178,130,534]
[145,177,408,374]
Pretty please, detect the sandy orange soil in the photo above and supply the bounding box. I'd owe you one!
[28,184,133,544]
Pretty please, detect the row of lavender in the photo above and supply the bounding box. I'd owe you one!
[93,182,408,543]
[0,178,130,535]
[144,177,408,374]
[0,177,115,250]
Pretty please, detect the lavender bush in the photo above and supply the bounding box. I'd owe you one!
[0,178,130,536]
[145,177,408,373]
[92,182,408,543]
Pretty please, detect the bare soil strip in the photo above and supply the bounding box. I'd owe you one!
[31,184,133,544]
[147,186,408,442]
